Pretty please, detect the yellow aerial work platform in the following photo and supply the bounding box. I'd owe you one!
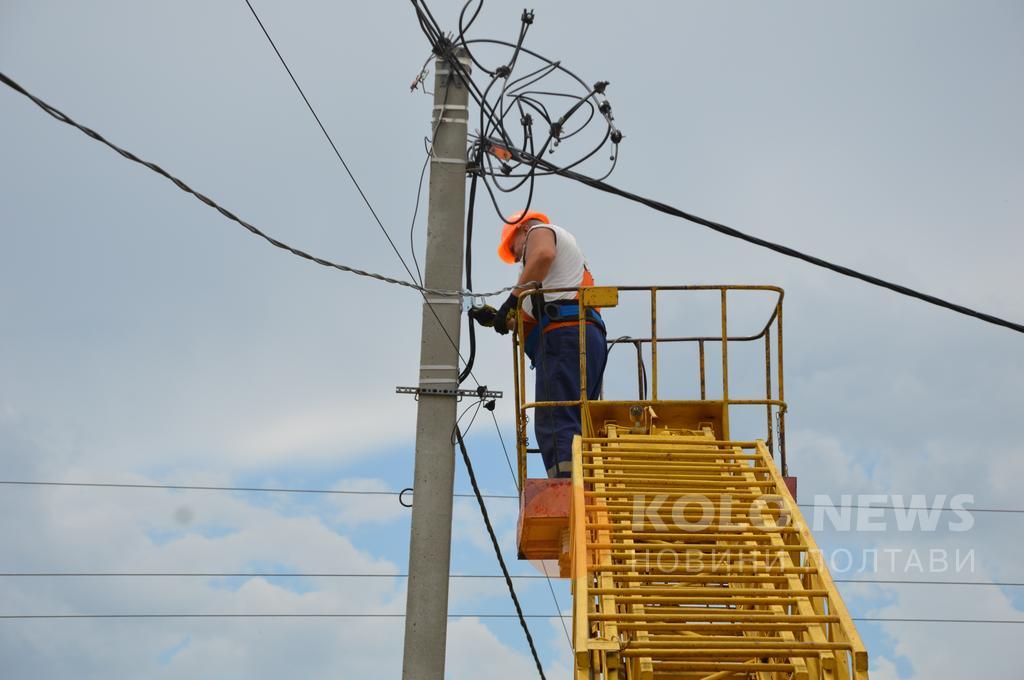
[512,286,868,680]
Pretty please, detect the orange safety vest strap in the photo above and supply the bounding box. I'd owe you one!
[542,267,597,333]
[518,267,600,353]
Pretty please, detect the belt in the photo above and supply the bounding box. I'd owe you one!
[542,302,604,326]
[524,301,606,365]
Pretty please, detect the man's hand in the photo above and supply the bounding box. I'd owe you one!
[493,294,518,336]
[468,305,498,328]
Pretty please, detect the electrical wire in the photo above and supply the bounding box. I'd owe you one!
[797,502,1024,515]
[0,613,1021,624]
[0,71,524,300]
[0,479,516,500]
[241,2,497,394]
[507,144,1024,336]
[242,0,421,288]
[485,409,571,651]
[2,574,1021,588]
[453,398,486,440]
[459,165,481,385]
[455,174,549,673]
[244,2,492,399]
[606,336,649,400]
[410,68,455,286]
[0,613,553,620]
[855,617,1024,625]
[416,2,1024,335]
[487,410,520,496]
[0,572,550,579]
[5,480,1024,515]
[7,3,1023,658]
[459,148,571,654]
[416,4,621,227]
[454,426,547,679]
[408,150,431,286]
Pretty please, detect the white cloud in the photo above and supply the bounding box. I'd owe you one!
[869,655,903,680]
[224,399,416,467]
[1,0,1022,676]
[329,477,409,527]
[869,566,1022,678]
[0,474,409,679]
[446,617,571,680]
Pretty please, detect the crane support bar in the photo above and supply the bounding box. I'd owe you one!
[569,427,868,680]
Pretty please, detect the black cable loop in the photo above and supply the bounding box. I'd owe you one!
[398,488,414,508]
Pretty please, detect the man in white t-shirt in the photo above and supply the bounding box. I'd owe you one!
[470,210,608,478]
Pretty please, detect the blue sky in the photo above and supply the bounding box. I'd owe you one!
[2,1,1023,677]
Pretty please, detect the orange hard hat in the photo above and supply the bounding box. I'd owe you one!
[498,210,550,264]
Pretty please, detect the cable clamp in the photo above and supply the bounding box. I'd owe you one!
[396,386,503,400]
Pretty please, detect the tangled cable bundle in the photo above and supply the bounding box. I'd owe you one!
[412,1,624,223]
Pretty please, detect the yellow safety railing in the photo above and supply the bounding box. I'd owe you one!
[512,285,788,488]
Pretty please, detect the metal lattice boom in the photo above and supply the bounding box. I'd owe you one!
[570,426,867,680]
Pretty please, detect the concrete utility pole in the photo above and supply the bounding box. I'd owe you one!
[401,49,471,680]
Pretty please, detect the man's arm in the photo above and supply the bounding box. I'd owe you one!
[506,227,556,329]
[516,227,556,296]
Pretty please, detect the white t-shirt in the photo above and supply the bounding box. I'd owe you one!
[519,223,591,320]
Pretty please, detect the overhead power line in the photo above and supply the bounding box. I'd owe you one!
[0,613,530,619]
[0,613,1021,624]
[0,573,1020,588]
[510,147,1024,336]
[454,426,547,679]
[857,617,1024,625]
[6,59,1018,337]
[840,578,1024,587]
[797,501,1024,514]
[0,71,520,300]
[242,0,423,295]
[415,1,1024,335]
[411,0,1023,336]
[485,410,572,649]
[4,480,1023,515]
[0,479,423,497]
[237,7,496,392]
[0,478,518,499]
[0,572,550,579]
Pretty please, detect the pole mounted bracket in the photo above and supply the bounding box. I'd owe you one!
[396,386,503,401]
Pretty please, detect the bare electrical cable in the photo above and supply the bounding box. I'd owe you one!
[0,71,524,300]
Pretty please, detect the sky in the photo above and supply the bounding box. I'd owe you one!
[1,1,1022,678]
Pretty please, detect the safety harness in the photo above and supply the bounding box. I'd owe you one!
[524,298,607,366]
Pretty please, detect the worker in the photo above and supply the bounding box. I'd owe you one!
[470,210,607,478]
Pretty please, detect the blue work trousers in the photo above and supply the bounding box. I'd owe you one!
[534,323,608,478]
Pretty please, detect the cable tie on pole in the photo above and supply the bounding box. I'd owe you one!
[398,488,414,508]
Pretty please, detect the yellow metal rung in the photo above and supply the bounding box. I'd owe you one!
[570,426,868,680]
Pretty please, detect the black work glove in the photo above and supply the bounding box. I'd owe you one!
[493,293,518,336]
[468,305,498,328]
